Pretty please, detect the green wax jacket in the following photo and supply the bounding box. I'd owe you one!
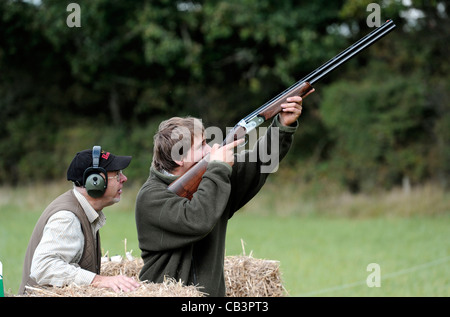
[135,115,297,296]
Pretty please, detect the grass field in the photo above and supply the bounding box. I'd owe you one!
[1,179,449,296]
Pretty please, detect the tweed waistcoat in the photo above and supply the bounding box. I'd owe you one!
[18,190,101,294]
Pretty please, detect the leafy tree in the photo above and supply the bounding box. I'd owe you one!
[0,0,448,191]
[318,0,450,190]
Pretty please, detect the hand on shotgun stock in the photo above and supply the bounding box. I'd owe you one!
[209,139,244,167]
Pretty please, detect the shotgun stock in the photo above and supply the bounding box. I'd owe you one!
[169,20,396,199]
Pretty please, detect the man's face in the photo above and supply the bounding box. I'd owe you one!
[102,170,127,206]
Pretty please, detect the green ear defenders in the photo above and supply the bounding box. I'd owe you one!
[83,145,108,198]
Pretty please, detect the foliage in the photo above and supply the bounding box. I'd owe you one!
[0,0,448,191]
[320,69,428,191]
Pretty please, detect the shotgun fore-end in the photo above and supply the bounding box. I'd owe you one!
[258,82,313,121]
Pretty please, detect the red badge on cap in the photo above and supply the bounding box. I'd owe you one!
[102,152,110,160]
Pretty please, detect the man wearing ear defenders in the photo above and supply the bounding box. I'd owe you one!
[19,146,140,294]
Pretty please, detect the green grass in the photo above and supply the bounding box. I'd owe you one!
[1,180,449,296]
[226,213,450,296]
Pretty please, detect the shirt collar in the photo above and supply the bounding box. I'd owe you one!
[72,186,105,224]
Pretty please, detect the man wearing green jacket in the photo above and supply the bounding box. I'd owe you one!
[135,96,305,296]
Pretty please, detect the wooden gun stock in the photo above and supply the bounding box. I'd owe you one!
[167,158,209,200]
[168,20,396,199]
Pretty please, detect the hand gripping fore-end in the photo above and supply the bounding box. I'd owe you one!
[258,82,313,121]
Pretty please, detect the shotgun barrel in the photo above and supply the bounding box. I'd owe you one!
[242,19,396,124]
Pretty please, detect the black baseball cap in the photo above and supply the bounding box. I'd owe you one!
[67,148,132,186]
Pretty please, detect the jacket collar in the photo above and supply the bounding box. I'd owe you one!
[150,166,179,185]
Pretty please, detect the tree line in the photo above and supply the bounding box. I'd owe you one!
[0,0,448,192]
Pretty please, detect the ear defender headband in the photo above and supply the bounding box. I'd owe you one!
[83,145,108,198]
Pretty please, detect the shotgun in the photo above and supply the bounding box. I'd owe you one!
[169,19,396,199]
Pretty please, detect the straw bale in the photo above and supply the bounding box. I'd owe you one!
[22,247,205,297]
[224,255,287,297]
[100,256,143,279]
[21,240,286,297]
[24,277,204,297]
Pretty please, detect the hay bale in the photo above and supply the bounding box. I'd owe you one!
[100,253,286,297]
[23,248,205,297]
[24,278,204,297]
[21,240,286,297]
[100,256,143,279]
[224,255,286,297]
